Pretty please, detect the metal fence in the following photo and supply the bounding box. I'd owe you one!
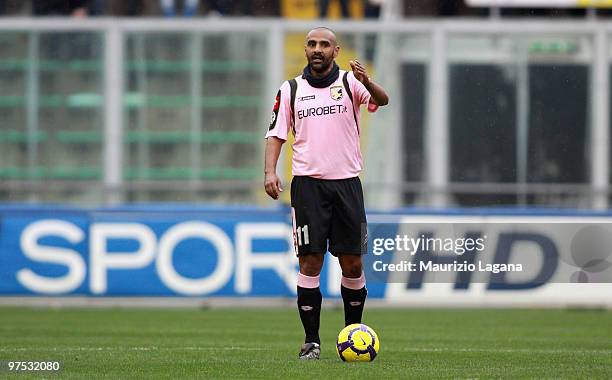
[0,18,609,209]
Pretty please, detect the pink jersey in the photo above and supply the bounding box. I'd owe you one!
[265,70,378,179]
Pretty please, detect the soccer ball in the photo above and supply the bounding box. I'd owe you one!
[336,323,380,362]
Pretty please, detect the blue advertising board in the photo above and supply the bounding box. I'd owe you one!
[0,205,385,298]
[2,205,612,306]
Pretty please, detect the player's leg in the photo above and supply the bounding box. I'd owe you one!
[328,176,368,326]
[291,176,332,359]
[338,254,367,326]
[297,253,324,348]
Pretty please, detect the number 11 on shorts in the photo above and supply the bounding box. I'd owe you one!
[296,225,309,246]
[291,207,310,254]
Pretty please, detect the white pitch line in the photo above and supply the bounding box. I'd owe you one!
[0,346,267,352]
[397,347,612,355]
[0,346,609,355]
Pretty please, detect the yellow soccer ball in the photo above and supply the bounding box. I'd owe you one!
[336,323,380,362]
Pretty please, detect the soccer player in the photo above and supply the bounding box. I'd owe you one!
[264,27,388,360]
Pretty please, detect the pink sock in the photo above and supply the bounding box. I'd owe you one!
[341,272,365,290]
[297,272,320,289]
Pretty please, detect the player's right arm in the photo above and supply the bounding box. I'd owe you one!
[264,137,284,199]
[264,81,292,200]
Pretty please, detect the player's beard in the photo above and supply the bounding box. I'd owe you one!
[308,54,332,74]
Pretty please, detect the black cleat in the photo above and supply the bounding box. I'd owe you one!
[298,342,320,360]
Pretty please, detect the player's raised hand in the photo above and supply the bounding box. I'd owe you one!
[264,172,283,200]
[350,60,370,85]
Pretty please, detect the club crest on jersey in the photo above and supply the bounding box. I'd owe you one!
[330,85,343,101]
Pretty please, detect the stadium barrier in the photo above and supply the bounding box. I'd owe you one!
[0,19,611,209]
[0,206,610,308]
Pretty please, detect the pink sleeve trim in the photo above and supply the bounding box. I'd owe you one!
[367,99,379,113]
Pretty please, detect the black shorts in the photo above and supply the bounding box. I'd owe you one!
[290,175,367,256]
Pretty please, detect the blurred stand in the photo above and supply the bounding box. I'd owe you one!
[205,0,238,16]
[0,0,607,17]
[107,1,156,16]
[160,0,199,17]
[363,0,381,18]
[0,2,610,208]
[319,0,350,18]
[32,0,93,59]
[32,0,89,17]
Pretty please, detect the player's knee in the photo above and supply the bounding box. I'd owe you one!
[299,255,324,276]
[342,265,361,278]
[300,263,322,277]
[342,260,362,278]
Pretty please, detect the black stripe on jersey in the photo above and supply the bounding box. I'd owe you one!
[342,71,359,130]
[289,79,298,135]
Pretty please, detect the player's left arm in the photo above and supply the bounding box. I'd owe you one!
[349,60,389,106]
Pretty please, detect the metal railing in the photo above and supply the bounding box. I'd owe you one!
[0,18,609,209]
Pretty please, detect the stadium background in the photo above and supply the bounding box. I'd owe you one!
[0,0,611,307]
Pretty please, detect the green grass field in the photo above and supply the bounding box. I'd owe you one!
[0,307,610,379]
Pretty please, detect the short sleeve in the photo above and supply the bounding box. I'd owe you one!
[349,72,379,113]
[265,81,292,141]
